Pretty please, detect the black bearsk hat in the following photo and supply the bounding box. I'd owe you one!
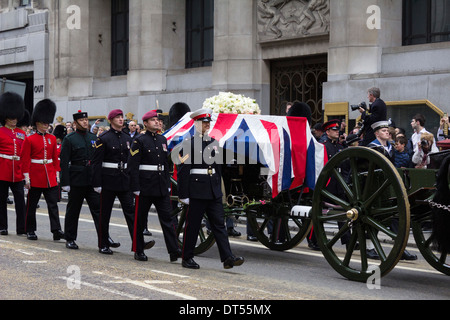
[32,99,57,125]
[169,102,191,128]
[0,92,25,125]
[287,102,312,125]
[53,124,67,140]
[17,109,30,128]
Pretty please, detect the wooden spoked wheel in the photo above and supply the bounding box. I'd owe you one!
[312,147,410,282]
[246,201,312,251]
[170,201,216,255]
[412,208,450,276]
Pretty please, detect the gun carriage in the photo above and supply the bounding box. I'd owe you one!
[164,112,450,283]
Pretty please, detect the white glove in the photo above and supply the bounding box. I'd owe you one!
[134,191,140,196]
[179,198,189,205]
[62,186,70,192]
[94,187,102,194]
[24,173,30,190]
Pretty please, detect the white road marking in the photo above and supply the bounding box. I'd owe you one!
[94,271,197,300]
[58,277,148,300]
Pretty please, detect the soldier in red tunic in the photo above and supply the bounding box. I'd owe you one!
[21,99,64,241]
[0,92,27,236]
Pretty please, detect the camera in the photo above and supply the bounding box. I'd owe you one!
[351,101,368,111]
[421,139,429,148]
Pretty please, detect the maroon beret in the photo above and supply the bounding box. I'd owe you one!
[142,110,158,122]
[108,109,123,120]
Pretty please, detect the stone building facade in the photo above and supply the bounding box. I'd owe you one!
[0,0,449,136]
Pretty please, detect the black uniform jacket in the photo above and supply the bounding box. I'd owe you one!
[323,136,347,198]
[128,131,170,197]
[177,133,223,200]
[360,98,387,146]
[92,129,132,192]
[60,130,98,187]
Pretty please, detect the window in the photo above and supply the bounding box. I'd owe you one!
[111,0,129,76]
[186,0,214,68]
[403,0,450,45]
[20,0,31,6]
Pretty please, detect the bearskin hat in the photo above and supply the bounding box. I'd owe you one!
[169,102,190,128]
[17,109,30,128]
[53,124,67,140]
[287,102,312,125]
[0,92,25,125]
[31,99,57,125]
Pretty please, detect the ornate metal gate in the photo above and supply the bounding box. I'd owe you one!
[271,56,327,125]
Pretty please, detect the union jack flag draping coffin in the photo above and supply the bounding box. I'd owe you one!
[164,113,328,199]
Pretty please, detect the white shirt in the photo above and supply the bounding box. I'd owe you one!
[411,128,439,154]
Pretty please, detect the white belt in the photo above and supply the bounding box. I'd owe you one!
[190,168,216,175]
[0,154,20,161]
[139,165,165,172]
[31,159,53,164]
[102,162,128,169]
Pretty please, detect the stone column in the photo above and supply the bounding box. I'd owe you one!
[128,0,166,93]
[213,0,258,90]
[328,0,402,81]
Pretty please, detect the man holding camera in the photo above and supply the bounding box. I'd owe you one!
[357,87,387,147]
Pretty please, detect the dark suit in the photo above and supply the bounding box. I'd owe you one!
[360,98,387,146]
[177,133,233,261]
[128,131,179,254]
[92,129,135,249]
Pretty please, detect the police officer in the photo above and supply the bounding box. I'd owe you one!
[177,108,244,269]
[0,92,26,236]
[60,110,119,250]
[92,109,147,255]
[128,110,181,262]
[21,99,64,241]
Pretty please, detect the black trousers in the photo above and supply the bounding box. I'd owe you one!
[182,197,233,262]
[25,186,61,233]
[0,180,26,234]
[98,189,134,249]
[133,194,179,254]
[64,186,101,242]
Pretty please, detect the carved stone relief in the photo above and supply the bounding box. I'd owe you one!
[257,0,330,42]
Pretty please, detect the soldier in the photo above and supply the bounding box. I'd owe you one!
[60,110,120,250]
[92,109,150,255]
[21,99,64,241]
[128,110,182,262]
[0,92,26,236]
[177,108,244,269]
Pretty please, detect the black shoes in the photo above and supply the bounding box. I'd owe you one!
[134,252,148,261]
[170,249,182,262]
[108,237,121,248]
[99,247,113,255]
[66,240,79,250]
[0,230,8,236]
[223,256,245,269]
[53,230,65,241]
[27,232,38,241]
[401,250,418,261]
[247,235,258,242]
[307,239,320,251]
[182,258,200,269]
[366,248,380,260]
[227,228,241,237]
[144,240,156,250]
[143,228,152,236]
